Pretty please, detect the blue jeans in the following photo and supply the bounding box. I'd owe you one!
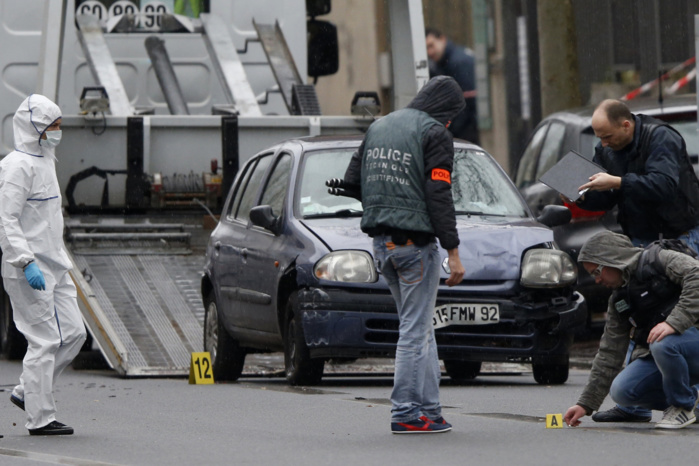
[610,327,699,411]
[630,225,699,252]
[678,224,699,255]
[372,235,442,423]
[616,232,699,416]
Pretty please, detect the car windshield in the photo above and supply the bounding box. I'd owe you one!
[452,148,529,217]
[298,147,528,219]
[298,149,363,218]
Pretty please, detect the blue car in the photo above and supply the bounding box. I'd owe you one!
[201,135,586,386]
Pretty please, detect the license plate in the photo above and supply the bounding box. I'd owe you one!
[432,303,500,329]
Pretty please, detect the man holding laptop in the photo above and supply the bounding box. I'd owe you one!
[573,98,699,423]
[576,99,699,252]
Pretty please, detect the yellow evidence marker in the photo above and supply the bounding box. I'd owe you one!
[189,352,215,384]
[546,414,564,428]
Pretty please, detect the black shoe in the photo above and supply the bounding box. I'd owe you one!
[29,421,74,436]
[10,394,24,411]
[591,406,651,423]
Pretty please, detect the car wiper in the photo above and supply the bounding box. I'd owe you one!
[303,209,363,219]
[455,210,506,217]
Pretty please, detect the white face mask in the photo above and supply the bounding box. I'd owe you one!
[43,130,62,148]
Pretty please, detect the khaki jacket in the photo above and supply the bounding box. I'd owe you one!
[576,232,699,412]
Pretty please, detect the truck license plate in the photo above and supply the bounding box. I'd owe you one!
[432,303,500,329]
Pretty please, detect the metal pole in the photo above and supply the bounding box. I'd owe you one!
[36,0,67,101]
[636,0,661,85]
[76,14,134,116]
[387,0,430,110]
[126,117,146,208]
[504,3,525,176]
[201,13,262,116]
[525,0,541,126]
[145,36,191,115]
[221,116,239,203]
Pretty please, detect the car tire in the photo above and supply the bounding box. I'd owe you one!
[284,293,324,386]
[444,360,481,384]
[0,285,26,360]
[532,361,569,385]
[203,291,246,382]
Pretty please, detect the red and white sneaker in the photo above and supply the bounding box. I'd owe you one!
[391,415,452,434]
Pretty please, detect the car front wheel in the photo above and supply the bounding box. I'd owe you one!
[284,293,324,386]
[204,291,246,381]
[444,360,481,385]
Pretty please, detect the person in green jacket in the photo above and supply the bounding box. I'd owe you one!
[343,76,466,434]
[564,231,699,429]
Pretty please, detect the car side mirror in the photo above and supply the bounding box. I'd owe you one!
[250,205,279,233]
[536,205,571,228]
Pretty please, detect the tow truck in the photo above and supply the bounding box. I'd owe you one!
[0,0,430,375]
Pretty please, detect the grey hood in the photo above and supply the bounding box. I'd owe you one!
[578,231,643,283]
[406,76,465,125]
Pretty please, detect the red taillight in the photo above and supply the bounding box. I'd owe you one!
[563,201,605,220]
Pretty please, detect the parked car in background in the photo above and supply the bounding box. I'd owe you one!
[514,94,699,322]
[201,135,586,387]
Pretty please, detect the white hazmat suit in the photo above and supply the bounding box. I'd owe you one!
[0,95,86,431]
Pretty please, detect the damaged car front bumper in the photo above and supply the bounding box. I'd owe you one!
[299,286,587,362]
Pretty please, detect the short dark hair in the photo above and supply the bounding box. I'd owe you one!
[425,27,443,38]
[598,99,633,126]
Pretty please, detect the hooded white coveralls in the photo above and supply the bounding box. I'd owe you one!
[0,95,86,430]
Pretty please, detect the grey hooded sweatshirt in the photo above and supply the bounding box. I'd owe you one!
[343,76,465,249]
[576,231,699,413]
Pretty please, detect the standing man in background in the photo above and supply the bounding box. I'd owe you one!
[0,94,87,436]
[425,27,479,145]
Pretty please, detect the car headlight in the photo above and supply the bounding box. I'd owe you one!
[314,250,377,283]
[520,249,577,288]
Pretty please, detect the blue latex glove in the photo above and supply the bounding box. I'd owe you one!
[24,263,46,290]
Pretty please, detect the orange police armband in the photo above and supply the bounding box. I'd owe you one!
[431,168,451,184]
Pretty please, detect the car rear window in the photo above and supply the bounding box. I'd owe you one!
[579,128,599,160]
[515,123,548,188]
[535,121,566,178]
[670,120,699,158]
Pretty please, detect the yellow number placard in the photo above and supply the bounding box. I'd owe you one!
[189,352,215,384]
[546,413,563,429]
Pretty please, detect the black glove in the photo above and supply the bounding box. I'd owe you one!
[326,178,361,200]
[326,178,345,188]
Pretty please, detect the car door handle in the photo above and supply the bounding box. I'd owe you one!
[241,248,248,260]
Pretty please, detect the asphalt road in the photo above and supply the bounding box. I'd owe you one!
[0,357,695,466]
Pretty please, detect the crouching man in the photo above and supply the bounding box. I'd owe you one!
[564,231,699,429]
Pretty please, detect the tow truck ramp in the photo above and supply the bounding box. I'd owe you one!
[66,220,205,377]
